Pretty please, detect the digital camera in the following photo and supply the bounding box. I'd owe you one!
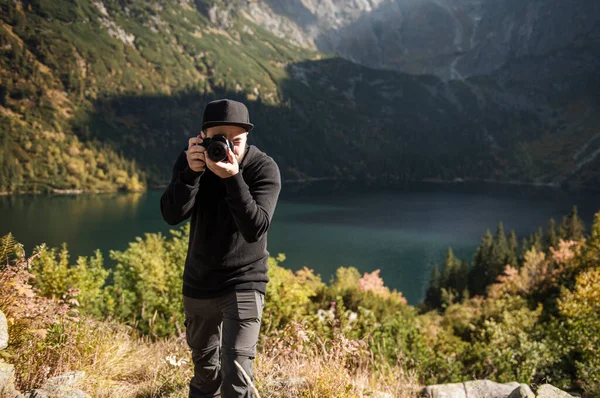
[197,134,234,162]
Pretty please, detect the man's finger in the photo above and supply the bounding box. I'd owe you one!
[187,145,205,154]
[189,161,204,168]
[188,136,203,149]
[226,148,235,164]
[188,152,205,161]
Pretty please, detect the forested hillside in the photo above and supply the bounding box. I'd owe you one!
[1,0,599,194]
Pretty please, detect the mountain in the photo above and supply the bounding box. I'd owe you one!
[0,0,599,194]
[238,0,600,80]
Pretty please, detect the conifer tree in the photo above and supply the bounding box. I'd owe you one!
[7,0,15,22]
[507,230,519,268]
[442,247,458,289]
[579,211,600,269]
[424,263,441,310]
[468,229,493,296]
[457,259,469,299]
[560,206,585,241]
[546,218,559,249]
[0,85,7,107]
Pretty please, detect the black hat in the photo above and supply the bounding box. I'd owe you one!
[202,99,254,132]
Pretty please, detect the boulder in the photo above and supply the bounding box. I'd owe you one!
[536,384,576,398]
[25,372,89,398]
[509,384,535,398]
[0,360,20,398]
[422,380,522,398]
[465,380,521,397]
[0,311,8,350]
[40,372,85,392]
[26,386,89,398]
[421,382,466,398]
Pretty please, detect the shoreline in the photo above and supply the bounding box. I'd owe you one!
[1,176,599,196]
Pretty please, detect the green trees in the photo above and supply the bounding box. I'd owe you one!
[557,267,600,395]
[559,206,586,241]
[468,223,519,297]
[2,208,599,392]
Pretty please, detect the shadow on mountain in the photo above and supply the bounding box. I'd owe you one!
[69,53,600,190]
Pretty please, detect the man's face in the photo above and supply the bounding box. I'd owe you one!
[202,125,248,163]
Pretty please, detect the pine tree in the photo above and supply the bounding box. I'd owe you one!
[560,206,586,241]
[457,259,469,299]
[424,264,441,310]
[546,218,559,250]
[507,230,519,268]
[0,85,7,107]
[442,247,458,289]
[579,211,600,269]
[8,0,15,22]
[468,229,493,296]
[532,227,544,252]
[13,10,26,35]
[519,236,529,263]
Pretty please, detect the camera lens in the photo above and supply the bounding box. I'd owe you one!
[208,142,227,162]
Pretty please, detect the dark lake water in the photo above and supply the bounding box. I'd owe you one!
[1,181,599,305]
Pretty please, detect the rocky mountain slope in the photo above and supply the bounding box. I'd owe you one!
[0,0,599,193]
[240,0,600,80]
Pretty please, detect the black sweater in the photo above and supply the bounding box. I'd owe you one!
[160,144,281,298]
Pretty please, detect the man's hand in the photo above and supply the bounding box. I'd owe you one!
[185,136,206,172]
[205,147,239,179]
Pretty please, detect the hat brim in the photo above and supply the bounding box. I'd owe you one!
[202,121,254,132]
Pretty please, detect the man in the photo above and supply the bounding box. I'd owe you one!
[160,99,281,397]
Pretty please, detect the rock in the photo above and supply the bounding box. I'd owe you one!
[422,380,521,398]
[420,383,467,398]
[509,384,535,398]
[465,380,520,397]
[536,384,576,398]
[27,386,89,398]
[421,381,467,398]
[22,372,89,398]
[0,361,20,397]
[0,310,8,350]
[41,372,85,391]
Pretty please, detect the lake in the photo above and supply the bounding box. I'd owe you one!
[1,181,599,305]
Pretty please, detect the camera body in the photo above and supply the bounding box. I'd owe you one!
[197,134,234,162]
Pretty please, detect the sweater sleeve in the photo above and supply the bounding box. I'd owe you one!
[223,156,282,243]
[160,148,204,226]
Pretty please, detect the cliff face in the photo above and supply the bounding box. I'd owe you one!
[238,0,600,80]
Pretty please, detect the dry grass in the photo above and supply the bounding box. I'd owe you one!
[8,316,421,397]
[2,245,421,397]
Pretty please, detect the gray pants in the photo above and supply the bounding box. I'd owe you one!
[183,290,265,398]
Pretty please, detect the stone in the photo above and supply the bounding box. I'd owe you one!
[41,372,85,391]
[0,361,20,398]
[421,382,466,398]
[0,311,8,350]
[421,380,522,398]
[536,384,576,398]
[465,380,520,398]
[26,386,90,398]
[509,384,535,398]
